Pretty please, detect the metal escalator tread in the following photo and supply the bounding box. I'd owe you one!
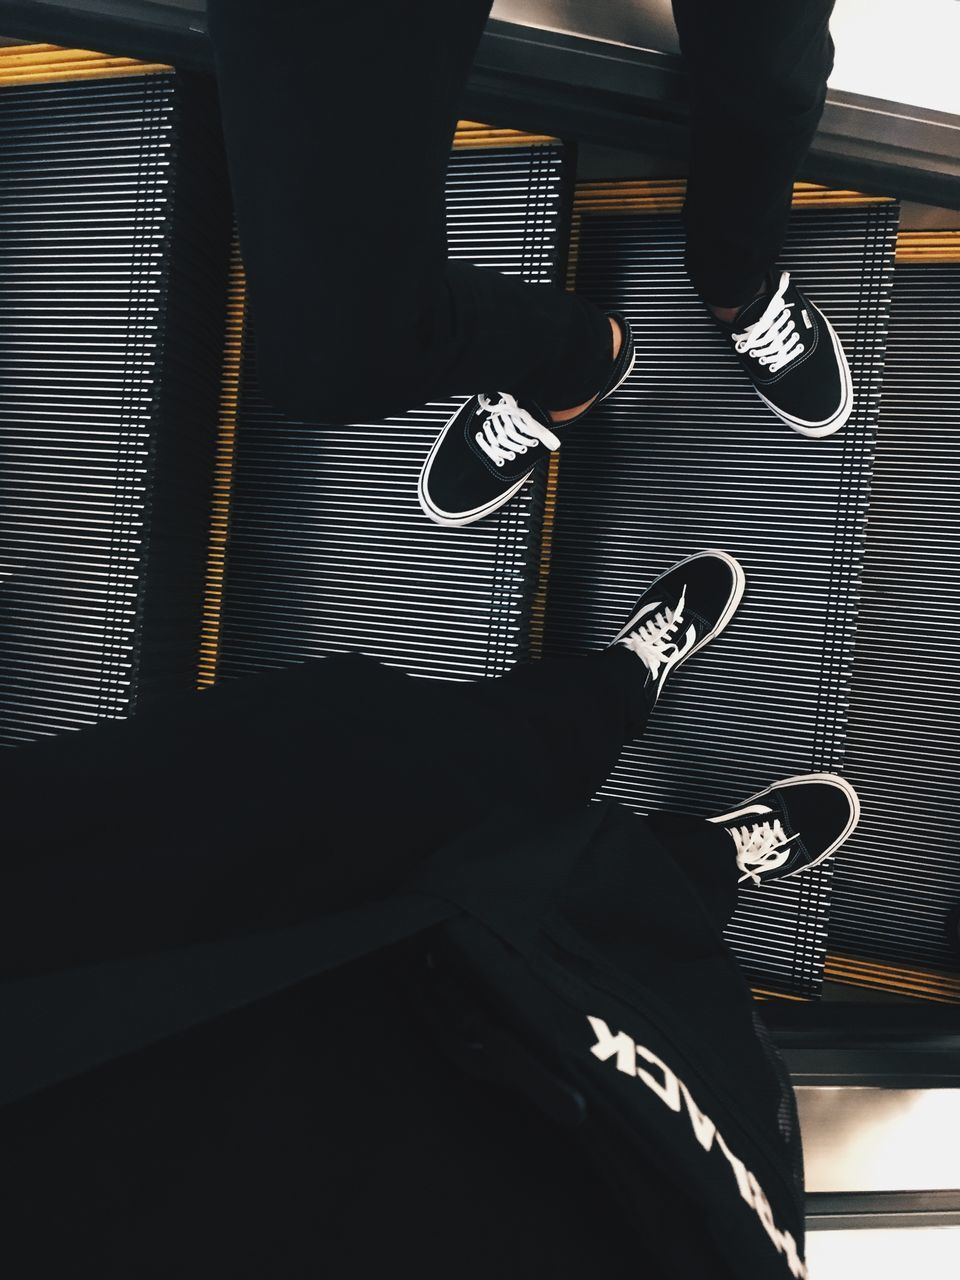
[830,261,960,975]
[0,72,229,745]
[542,202,898,996]
[216,141,571,684]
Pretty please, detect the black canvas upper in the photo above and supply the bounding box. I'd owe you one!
[616,552,742,665]
[430,391,555,504]
[419,313,635,524]
[716,778,857,883]
[612,552,744,703]
[763,780,855,878]
[713,272,850,432]
[652,555,739,633]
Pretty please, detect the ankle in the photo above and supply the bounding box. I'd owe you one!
[547,315,622,424]
[609,314,623,361]
[706,279,767,326]
[707,301,742,324]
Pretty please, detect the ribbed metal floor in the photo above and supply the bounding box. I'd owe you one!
[830,262,960,972]
[0,72,228,745]
[0,76,165,742]
[542,204,899,994]
[216,143,569,683]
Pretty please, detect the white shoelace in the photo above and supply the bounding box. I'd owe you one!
[474,392,561,468]
[728,818,795,886]
[617,587,695,681]
[733,270,805,373]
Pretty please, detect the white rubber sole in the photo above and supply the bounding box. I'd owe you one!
[755,310,854,438]
[613,548,746,663]
[718,772,862,878]
[418,341,638,529]
[418,446,530,528]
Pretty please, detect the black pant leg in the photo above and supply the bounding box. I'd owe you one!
[0,656,507,973]
[458,647,652,808]
[0,651,646,975]
[672,0,836,306]
[646,811,740,935]
[205,0,612,422]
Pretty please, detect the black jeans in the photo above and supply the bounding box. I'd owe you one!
[674,0,836,305]
[0,649,738,978]
[206,0,834,422]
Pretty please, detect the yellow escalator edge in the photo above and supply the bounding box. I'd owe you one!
[454,120,559,148]
[895,230,960,262]
[0,42,171,83]
[750,987,811,1003]
[197,237,246,689]
[824,953,960,1003]
[528,206,580,660]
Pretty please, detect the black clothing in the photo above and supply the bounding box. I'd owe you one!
[1,652,804,1278]
[205,0,613,424]
[0,648,651,979]
[205,0,834,421]
[673,0,836,306]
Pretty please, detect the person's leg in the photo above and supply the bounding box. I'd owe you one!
[672,0,836,310]
[0,650,643,974]
[205,0,613,425]
[0,553,742,972]
[645,811,741,935]
[672,0,852,439]
[0,653,557,971]
[459,547,746,807]
[459,647,651,810]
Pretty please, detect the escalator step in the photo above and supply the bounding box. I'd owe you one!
[215,142,570,684]
[831,261,960,973]
[0,73,230,746]
[542,201,898,995]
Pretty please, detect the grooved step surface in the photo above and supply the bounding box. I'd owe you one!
[0,76,172,743]
[543,204,899,995]
[0,72,230,743]
[831,262,960,973]
[217,144,569,683]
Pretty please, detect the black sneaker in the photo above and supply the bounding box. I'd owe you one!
[707,773,861,886]
[418,313,635,527]
[611,549,744,703]
[713,270,853,437]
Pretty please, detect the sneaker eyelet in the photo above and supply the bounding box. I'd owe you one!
[495,459,505,468]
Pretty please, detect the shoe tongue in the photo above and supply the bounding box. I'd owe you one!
[728,272,783,329]
[478,392,552,430]
[732,291,771,329]
[737,293,768,327]
[769,790,799,843]
[531,401,559,432]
